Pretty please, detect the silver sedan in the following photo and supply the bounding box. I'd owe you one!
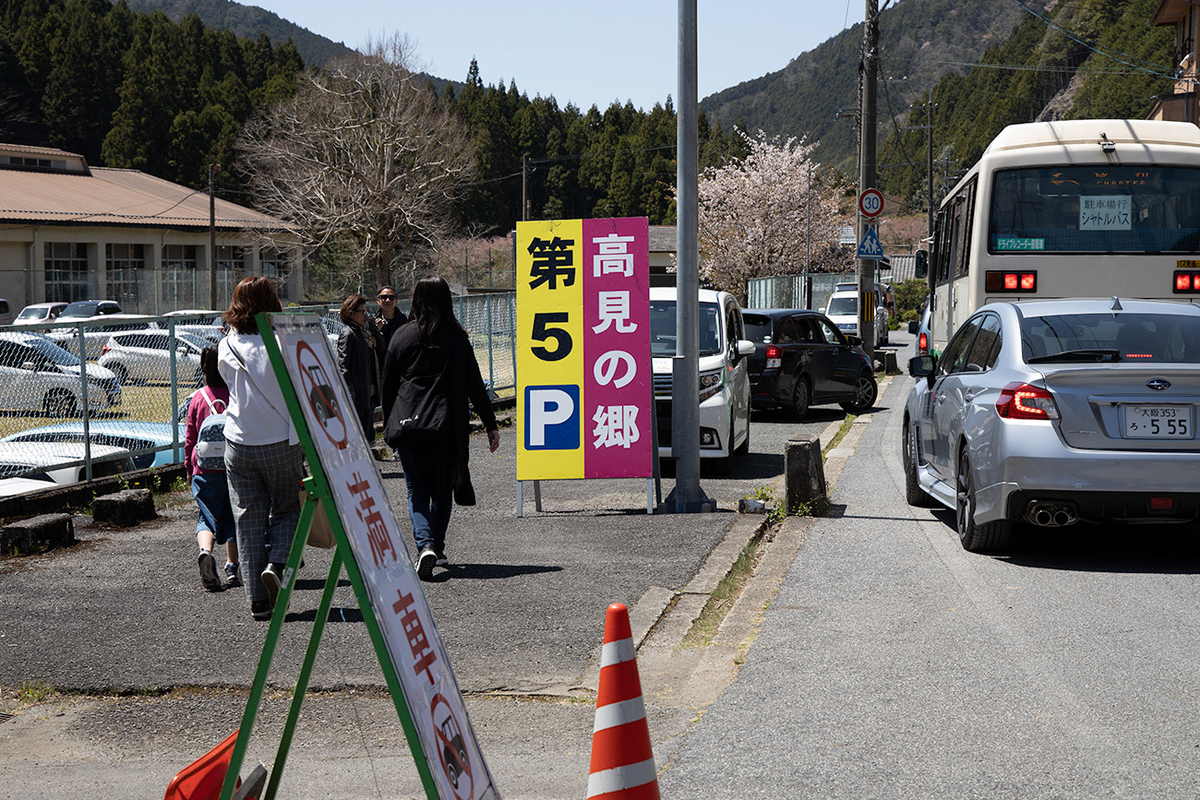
[902,297,1200,552]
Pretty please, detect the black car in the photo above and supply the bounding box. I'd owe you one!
[742,308,878,418]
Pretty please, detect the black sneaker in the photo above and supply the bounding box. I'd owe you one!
[224,562,241,588]
[435,551,448,567]
[416,547,436,580]
[261,563,284,608]
[250,600,272,621]
[198,551,221,592]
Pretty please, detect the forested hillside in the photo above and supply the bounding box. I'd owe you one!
[880,0,1174,213]
[115,0,353,66]
[700,0,1029,173]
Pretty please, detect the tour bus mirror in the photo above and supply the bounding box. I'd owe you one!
[915,249,929,279]
[908,320,919,334]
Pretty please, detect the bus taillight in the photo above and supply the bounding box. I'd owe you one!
[1173,271,1200,293]
[985,270,1037,293]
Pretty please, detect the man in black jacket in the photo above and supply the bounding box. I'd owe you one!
[374,285,407,348]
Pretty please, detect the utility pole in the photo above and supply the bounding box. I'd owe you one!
[666,0,710,513]
[208,164,220,310]
[926,90,934,239]
[522,154,530,222]
[858,0,879,360]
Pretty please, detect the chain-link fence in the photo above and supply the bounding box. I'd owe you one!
[0,296,518,489]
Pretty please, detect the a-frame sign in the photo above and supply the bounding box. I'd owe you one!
[217,312,500,800]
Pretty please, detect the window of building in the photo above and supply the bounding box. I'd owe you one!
[215,246,245,310]
[161,244,198,309]
[260,249,290,301]
[44,242,89,302]
[105,243,147,311]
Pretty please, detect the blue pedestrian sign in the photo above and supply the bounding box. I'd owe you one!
[856,226,884,260]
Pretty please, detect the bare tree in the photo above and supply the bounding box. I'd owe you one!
[237,35,476,290]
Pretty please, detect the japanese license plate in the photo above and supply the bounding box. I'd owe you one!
[1123,405,1193,439]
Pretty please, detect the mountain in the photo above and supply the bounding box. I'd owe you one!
[699,0,1029,172]
[113,0,355,66]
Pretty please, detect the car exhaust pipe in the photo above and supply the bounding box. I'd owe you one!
[1025,502,1078,528]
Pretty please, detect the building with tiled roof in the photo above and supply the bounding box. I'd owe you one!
[0,143,301,313]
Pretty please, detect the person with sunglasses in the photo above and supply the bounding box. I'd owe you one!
[374,285,408,350]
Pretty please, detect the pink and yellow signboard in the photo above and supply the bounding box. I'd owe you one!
[516,217,652,481]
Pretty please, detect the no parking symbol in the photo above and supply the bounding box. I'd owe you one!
[431,693,473,799]
[296,340,347,450]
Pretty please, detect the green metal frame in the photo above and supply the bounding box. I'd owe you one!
[218,311,439,800]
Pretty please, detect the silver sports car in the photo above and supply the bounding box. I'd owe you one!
[903,297,1200,552]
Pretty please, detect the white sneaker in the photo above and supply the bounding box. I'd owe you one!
[416,548,436,580]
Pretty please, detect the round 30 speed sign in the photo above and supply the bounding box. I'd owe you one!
[858,188,884,219]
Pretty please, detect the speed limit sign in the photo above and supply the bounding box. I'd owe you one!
[859,188,884,218]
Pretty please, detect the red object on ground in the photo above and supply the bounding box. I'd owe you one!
[586,603,661,800]
[163,729,243,800]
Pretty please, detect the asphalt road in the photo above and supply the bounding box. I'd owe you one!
[659,348,1200,798]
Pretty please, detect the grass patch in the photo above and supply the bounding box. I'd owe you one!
[681,533,766,649]
[822,414,858,456]
[15,680,58,705]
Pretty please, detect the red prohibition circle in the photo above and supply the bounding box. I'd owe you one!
[430,693,473,799]
[296,340,348,450]
[859,188,884,218]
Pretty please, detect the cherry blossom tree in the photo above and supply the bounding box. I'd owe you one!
[689,128,848,298]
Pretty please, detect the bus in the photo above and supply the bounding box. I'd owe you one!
[922,119,1200,354]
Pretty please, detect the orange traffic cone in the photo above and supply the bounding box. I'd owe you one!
[163,729,242,800]
[586,603,661,800]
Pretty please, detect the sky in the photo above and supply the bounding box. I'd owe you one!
[245,1,861,112]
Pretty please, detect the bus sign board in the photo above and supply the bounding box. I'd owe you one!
[515,217,653,482]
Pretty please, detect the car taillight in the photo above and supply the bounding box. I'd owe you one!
[918,331,928,354]
[766,345,781,369]
[985,270,1037,293]
[995,382,1059,420]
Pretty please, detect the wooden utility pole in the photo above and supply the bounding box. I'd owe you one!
[858,0,879,358]
[209,164,220,309]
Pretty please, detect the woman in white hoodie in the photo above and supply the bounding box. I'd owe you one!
[217,276,304,621]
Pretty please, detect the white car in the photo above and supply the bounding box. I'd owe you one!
[824,284,889,346]
[47,313,156,359]
[97,330,209,386]
[13,302,68,327]
[650,287,754,473]
[0,331,121,416]
[0,441,135,484]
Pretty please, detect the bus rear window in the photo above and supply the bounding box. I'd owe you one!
[989,166,1200,254]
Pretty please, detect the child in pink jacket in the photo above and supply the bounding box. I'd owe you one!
[185,346,238,591]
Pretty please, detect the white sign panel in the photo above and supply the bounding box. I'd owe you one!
[272,314,499,800]
[1080,195,1131,231]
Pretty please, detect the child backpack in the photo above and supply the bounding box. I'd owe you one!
[195,388,228,471]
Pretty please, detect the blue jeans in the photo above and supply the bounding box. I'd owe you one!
[396,444,452,554]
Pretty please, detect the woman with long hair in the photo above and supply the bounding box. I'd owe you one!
[217,276,305,620]
[337,293,381,440]
[381,275,500,580]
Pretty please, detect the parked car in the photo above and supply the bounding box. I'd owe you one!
[651,287,754,473]
[903,297,1200,553]
[47,313,153,359]
[907,296,933,356]
[58,300,122,320]
[2,419,184,470]
[824,284,889,345]
[0,331,121,416]
[14,302,68,327]
[97,329,209,385]
[0,440,134,483]
[0,298,13,325]
[742,308,877,418]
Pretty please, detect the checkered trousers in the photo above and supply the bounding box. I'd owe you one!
[225,440,305,605]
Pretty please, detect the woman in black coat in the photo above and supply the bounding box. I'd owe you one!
[381,276,500,580]
[336,294,381,441]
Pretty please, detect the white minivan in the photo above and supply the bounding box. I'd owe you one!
[824,283,889,346]
[650,287,754,473]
